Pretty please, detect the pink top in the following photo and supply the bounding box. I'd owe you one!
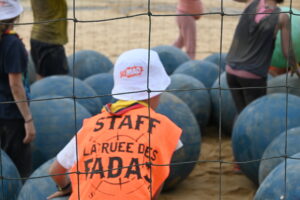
[255,0,275,23]
[177,0,203,14]
[226,65,262,79]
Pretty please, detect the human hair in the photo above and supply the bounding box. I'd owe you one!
[276,0,284,3]
[0,17,18,42]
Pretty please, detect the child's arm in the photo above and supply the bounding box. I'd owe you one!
[47,159,72,199]
[9,73,36,144]
[47,136,77,199]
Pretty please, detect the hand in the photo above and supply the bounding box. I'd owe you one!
[47,188,71,200]
[291,63,300,78]
[23,121,36,144]
[194,15,201,20]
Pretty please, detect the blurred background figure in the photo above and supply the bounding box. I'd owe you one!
[30,0,69,80]
[173,0,204,60]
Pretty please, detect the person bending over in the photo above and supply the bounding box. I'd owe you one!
[226,0,299,114]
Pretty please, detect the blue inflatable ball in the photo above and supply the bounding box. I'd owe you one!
[203,52,227,72]
[168,74,211,128]
[68,50,113,80]
[173,60,219,88]
[27,52,36,85]
[84,73,114,105]
[30,75,102,115]
[254,152,300,200]
[0,150,22,200]
[151,45,190,75]
[156,93,201,190]
[259,127,300,184]
[18,158,69,200]
[232,93,300,184]
[210,72,237,135]
[30,96,91,170]
[267,73,300,97]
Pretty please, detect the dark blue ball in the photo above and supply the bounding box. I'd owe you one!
[18,158,69,200]
[259,126,300,184]
[232,93,300,184]
[156,93,201,190]
[0,150,22,200]
[84,73,114,105]
[27,52,36,85]
[203,52,227,72]
[210,72,237,135]
[30,75,102,115]
[168,74,211,128]
[255,152,300,200]
[68,50,113,80]
[151,45,190,75]
[30,96,91,170]
[174,60,219,88]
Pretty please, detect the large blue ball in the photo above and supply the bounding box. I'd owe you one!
[267,73,300,97]
[210,72,237,135]
[232,93,300,184]
[254,152,300,200]
[84,73,114,105]
[168,74,211,128]
[156,93,201,190]
[151,45,190,75]
[30,75,103,115]
[18,158,69,200]
[68,50,113,80]
[259,127,300,184]
[174,60,219,88]
[0,150,22,200]
[203,52,227,72]
[30,96,91,170]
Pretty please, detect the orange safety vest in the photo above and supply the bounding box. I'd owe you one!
[69,105,182,200]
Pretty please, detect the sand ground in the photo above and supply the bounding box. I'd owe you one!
[16,0,300,199]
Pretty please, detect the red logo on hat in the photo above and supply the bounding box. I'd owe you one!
[120,66,144,78]
[0,1,7,6]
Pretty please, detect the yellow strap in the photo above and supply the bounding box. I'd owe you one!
[5,30,17,35]
[102,100,148,113]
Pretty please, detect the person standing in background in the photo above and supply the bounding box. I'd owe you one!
[0,0,36,178]
[173,0,204,60]
[226,0,300,114]
[30,0,69,80]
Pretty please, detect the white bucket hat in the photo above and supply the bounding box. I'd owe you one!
[112,49,171,100]
[0,0,23,21]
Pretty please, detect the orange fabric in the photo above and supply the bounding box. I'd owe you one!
[268,66,288,76]
[69,106,182,200]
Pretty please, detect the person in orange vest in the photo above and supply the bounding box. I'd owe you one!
[47,49,183,200]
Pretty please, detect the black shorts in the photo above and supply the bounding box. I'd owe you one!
[0,119,32,178]
[30,39,69,77]
[226,73,267,114]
